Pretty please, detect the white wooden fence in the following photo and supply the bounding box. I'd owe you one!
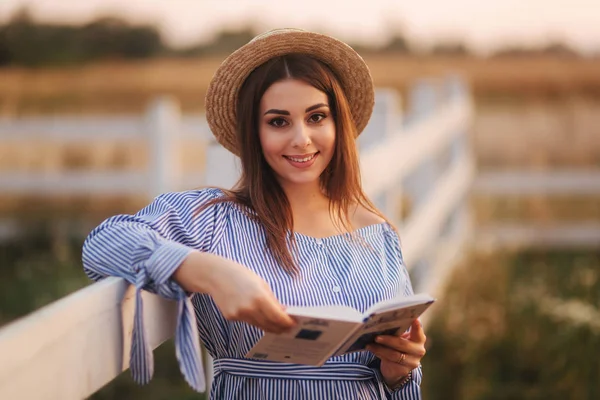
[0,98,210,198]
[0,75,597,399]
[473,170,600,249]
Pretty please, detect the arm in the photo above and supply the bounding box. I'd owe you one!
[82,189,294,391]
[82,189,222,392]
[82,190,220,298]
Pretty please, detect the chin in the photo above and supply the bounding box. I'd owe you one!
[282,174,321,186]
[276,170,324,187]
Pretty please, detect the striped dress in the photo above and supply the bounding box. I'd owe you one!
[82,188,423,399]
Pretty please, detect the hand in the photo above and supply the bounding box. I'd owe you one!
[173,251,296,334]
[366,319,426,387]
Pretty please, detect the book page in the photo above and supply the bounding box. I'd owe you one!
[245,314,360,366]
[285,304,362,321]
[365,293,435,315]
[332,300,434,357]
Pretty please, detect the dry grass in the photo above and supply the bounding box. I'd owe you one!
[0,58,220,115]
[0,138,206,172]
[473,195,600,224]
[367,55,600,104]
[474,98,600,169]
[0,55,599,115]
[0,193,150,221]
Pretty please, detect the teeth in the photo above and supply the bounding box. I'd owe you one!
[287,154,316,163]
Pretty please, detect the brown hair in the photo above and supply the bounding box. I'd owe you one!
[201,54,388,273]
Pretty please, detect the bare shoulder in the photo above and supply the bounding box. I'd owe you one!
[351,205,385,229]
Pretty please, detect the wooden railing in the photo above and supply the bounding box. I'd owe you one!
[473,169,600,249]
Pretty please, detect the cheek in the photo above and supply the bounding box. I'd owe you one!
[319,125,336,153]
[258,128,282,158]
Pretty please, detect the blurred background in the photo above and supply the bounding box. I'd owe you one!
[0,1,599,399]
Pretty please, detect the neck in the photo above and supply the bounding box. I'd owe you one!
[279,180,329,213]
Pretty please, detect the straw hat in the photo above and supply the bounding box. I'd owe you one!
[205,28,375,156]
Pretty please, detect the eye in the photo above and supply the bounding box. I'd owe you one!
[308,113,326,123]
[268,117,289,128]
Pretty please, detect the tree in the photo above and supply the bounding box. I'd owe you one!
[78,17,163,60]
[431,41,470,57]
[178,27,256,56]
[0,8,164,66]
[381,34,411,54]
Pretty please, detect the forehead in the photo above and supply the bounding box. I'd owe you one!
[260,79,328,110]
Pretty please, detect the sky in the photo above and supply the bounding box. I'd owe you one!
[1,0,599,55]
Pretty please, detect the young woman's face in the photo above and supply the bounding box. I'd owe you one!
[258,79,336,188]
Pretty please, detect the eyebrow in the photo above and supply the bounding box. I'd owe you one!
[263,103,329,116]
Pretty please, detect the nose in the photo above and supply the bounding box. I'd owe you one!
[291,123,311,149]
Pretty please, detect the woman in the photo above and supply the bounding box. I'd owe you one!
[83,29,426,399]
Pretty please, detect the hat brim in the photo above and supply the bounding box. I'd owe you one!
[205,29,375,156]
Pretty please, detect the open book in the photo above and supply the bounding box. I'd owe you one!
[245,293,435,366]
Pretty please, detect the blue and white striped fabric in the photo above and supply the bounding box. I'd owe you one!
[82,188,423,399]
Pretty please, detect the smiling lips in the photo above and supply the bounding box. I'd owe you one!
[283,152,319,168]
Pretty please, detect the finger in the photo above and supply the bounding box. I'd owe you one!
[389,328,410,339]
[250,308,287,334]
[366,344,421,370]
[261,284,297,327]
[258,297,296,332]
[235,302,283,333]
[409,319,426,343]
[374,335,423,354]
[240,314,267,332]
[393,326,410,337]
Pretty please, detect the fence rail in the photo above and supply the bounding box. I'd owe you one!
[475,169,600,195]
[476,223,600,249]
[0,114,211,140]
[0,171,206,195]
[0,278,180,400]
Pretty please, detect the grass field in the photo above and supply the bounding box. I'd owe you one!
[0,55,599,115]
[423,249,600,400]
[473,195,600,225]
[473,98,600,169]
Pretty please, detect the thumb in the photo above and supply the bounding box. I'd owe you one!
[409,319,426,343]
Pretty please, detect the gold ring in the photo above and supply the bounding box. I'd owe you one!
[396,352,406,364]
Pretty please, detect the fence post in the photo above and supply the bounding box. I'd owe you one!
[360,89,404,224]
[443,75,474,245]
[203,141,241,189]
[407,78,439,121]
[359,88,403,150]
[146,97,182,198]
[400,80,441,227]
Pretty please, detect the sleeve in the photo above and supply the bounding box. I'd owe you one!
[81,188,226,393]
[374,361,423,400]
